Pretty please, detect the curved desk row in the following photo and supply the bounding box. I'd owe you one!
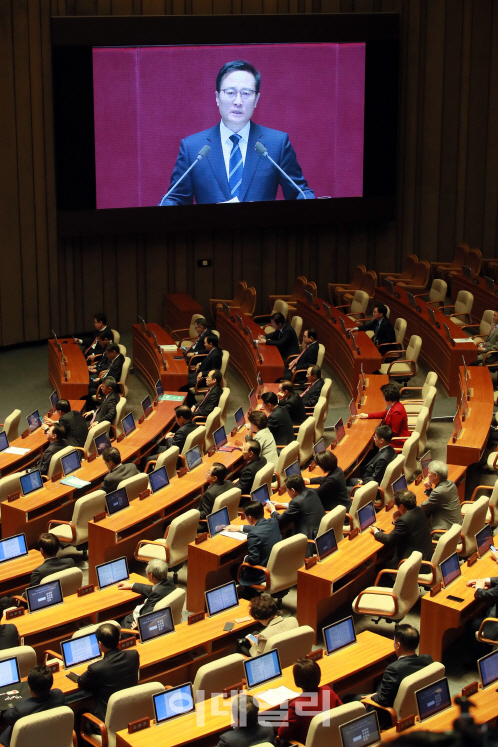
[48,338,89,400]
[451,271,498,321]
[446,366,494,466]
[133,322,189,394]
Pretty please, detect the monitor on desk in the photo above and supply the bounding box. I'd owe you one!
[357,379,364,407]
[315,527,338,562]
[323,615,356,655]
[339,316,348,336]
[476,525,493,559]
[406,291,417,309]
[478,649,498,689]
[207,506,229,537]
[61,450,81,477]
[138,315,147,334]
[185,445,202,472]
[205,581,239,617]
[391,474,407,493]
[248,388,258,410]
[427,305,437,326]
[453,408,463,439]
[141,396,153,418]
[284,461,301,479]
[26,579,63,614]
[246,326,256,347]
[94,431,112,455]
[149,466,169,494]
[383,278,394,294]
[26,410,42,434]
[350,330,359,353]
[440,552,461,588]
[340,711,381,747]
[236,313,246,333]
[222,302,231,319]
[0,534,28,564]
[96,556,130,590]
[252,483,270,505]
[61,633,101,668]
[443,322,454,345]
[121,412,136,437]
[334,418,346,445]
[257,371,264,395]
[304,290,314,306]
[357,501,376,533]
[485,275,496,292]
[138,606,175,643]
[323,302,332,320]
[0,658,21,689]
[49,390,59,410]
[349,398,358,420]
[0,432,8,453]
[153,683,195,724]
[20,470,43,497]
[105,487,130,516]
[155,379,164,397]
[234,407,245,431]
[420,451,432,478]
[213,426,227,450]
[461,265,472,279]
[313,438,326,455]
[415,677,451,722]
[243,649,282,690]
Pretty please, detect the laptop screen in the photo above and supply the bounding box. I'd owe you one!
[149,466,169,494]
[122,413,136,437]
[27,410,42,433]
[323,302,332,319]
[304,290,314,306]
[349,398,358,419]
[476,525,492,558]
[96,556,129,589]
[185,445,202,471]
[207,507,230,537]
[339,317,348,336]
[358,502,376,532]
[61,450,81,477]
[0,534,28,563]
[340,711,380,747]
[284,461,301,479]
[323,616,356,655]
[427,306,437,325]
[257,372,264,392]
[138,606,175,643]
[248,389,258,410]
[416,677,451,721]
[485,275,495,291]
[61,633,101,668]
[155,379,164,396]
[420,452,432,478]
[243,649,282,690]
[392,474,407,493]
[49,390,59,410]
[205,581,239,617]
[153,683,195,724]
[0,658,20,689]
[444,322,454,345]
[141,396,152,417]
[453,409,462,439]
[26,579,63,613]
[0,432,8,453]
[251,483,270,505]
[236,313,245,333]
[234,407,245,430]
[440,552,461,588]
[313,439,326,455]
[105,487,129,516]
[213,426,227,449]
[478,649,498,689]
[383,278,394,294]
[222,302,231,319]
[334,418,345,445]
[20,470,43,497]
[406,291,417,309]
[315,528,338,562]
[94,432,112,455]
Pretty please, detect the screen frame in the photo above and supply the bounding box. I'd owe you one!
[207,506,230,537]
[251,483,270,504]
[315,527,338,562]
[61,632,101,669]
[415,677,451,722]
[357,501,376,532]
[20,470,43,497]
[478,649,498,689]
[323,615,357,655]
[138,605,175,643]
[204,581,240,617]
[213,425,227,449]
[121,412,136,437]
[153,682,195,724]
[243,648,282,690]
[185,445,203,471]
[61,449,81,477]
[26,578,64,614]
[0,432,9,452]
[0,657,21,688]
[105,487,130,516]
[149,465,170,494]
[440,551,461,589]
[0,534,28,564]
[95,555,130,590]
[339,710,381,747]
[94,431,112,454]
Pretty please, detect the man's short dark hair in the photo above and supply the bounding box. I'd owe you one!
[261,391,278,406]
[309,365,321,379]
[94,312,107,324]
[246,440,261,458]
[248,411,268,430]
[52,424,66,441]
[195,318,208,330]
[216,60,261,94]
[375,424,393,443]
[97,331,112,341]
[210,369,223,384]
[102,447,121,466]
[211,463,227,483]
[244,500,264,521]
[55,399,70,414]
[103,376,117,391]
[394,623,420,651]
[315,450,337,473]
[96,622,120,649]
[375,304,388,317]
[232,693,259,728]
[306,328,318,341]
[175,405,193,421]
[293,658,321,691]
[394,489,417,511]
[280,380,294,393]
[271,312,286,326]
[28,665,53,696]
[106,343,120,354]
[380,383,401,402]
[249,593,278,621]
[286,473,305,493]
[38,533,60,557]
[205,334,219,347]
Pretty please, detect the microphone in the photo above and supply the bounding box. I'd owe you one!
[255,142,307,200]
[159,145,211,204]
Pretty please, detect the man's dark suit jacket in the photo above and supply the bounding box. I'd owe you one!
[309,466,349,511]
[59,410,88,448]
[302,378,324,408]
[271,488,325,555]
[0,688,66,747]
[94,392,120,424]
[37,439,69,476]
[361,445,397,483]
[239,517,282,586]
[188,347,223,387]
[82,325,114,351]
[159,122,314,206]
[475,578,498,639]
[0,623,19,650]
[194,384,223,418]
[105,353,125,381]
[278,393,307,425]
[267,408,295,446]
[29,556,76,587]
[162,420,199,453]
[122,578,177,629]
[372,654,433,708]
[198,480,234,520]
[217,723,275,747]
[285,341,319,383]
[188,329,212,355]
[357,316,396,349]
[374,506,433,565]
[102,462,140,494]
[76,648,139,722]
[265,323,300,364]
[236,457,267,496]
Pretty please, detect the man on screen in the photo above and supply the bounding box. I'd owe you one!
[159,60,315,205]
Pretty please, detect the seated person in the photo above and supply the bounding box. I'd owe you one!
[181,334,223,408]
[277,380,307,425]
[193,369,223,418]
[102,446,139,494]
[242,593,297,657]
[197,463,233,529]
[420,460,462,530]
[118,559,176,630]
[0,609,19,649]
[369,489,433,566]
[261,391,295,446]
[144,405,198,469]
[258,312,299,365]
[347,425,396,491]
[85,329,112,366]
[44,399,88,448]
[278,658,342,744]
[352,303,396,351]
[470,309,498,366]
[36,424,68,476]
[232,440,267,498]
[267,473,324,555]
[0,665,65,747]
[301,365,324,408]
[467,556,498,645]
[84,343,124,404]
[186,317,212,357]
[245,410,278,466]
[216,694,275,747]
[359,383,409,438]
[83,376,120,424]
[77,311,114,353]
[303,450,349,511]
[284,328,319,383]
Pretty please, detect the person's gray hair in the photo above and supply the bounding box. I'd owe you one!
[145,559,169,580]
[428,460,448,480]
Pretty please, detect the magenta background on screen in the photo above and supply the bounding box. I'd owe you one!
[93,43,365,209]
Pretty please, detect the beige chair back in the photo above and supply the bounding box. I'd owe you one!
[413,406,430,455]
[218,387,230,427]
[406,335,422,370]
[182,426,206,455]
[401,432,420,483]
[155,446,180,481]
[71,620,121,639]
[46,445,75,479]
[0,646,35,678]
[424,371,438,393]
[478,309,495,337]
[452,290,474,319]
[266,534,308,594]
[320,378,332,419]
[392,550,422,618]
[291,315,303,339]
[349,481,379,530]
[118,472,149,501]
[394,317,407,346]
[318,505,347,543]
[193,654,245,703]
[105,682,164,747]
[114,397,127,437]
[379,454,405,507]
[3,409,21,441]
[306,703,366,747]
[153,588,186,625]
[428,279,447,305]
[204,407,221,451]
[349,290,369,316]
[52,489,106,546]
[263,625,314,669]
[220,350,230,380]
[0,473,23,517]
[316,343,325,369]
[165,509,200,567]
[213,487,242,522]
[275,441,300,481]
[11,705,74,747]
[110,329,120,344]
[423,523,462,586]
[460,495,489,557]
[251,461,275,495]
[394,663,445,721]
[189,314,205,338]
[211,329,220,340]
[44,567,83,597]
[312,398,327,442]
[297,416,316,465]
[84,420,111,456]
[118,344,127,357]
[119,356,132,397]
[271,299,289,319]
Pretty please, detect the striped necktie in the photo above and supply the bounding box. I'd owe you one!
[228,134,243,199]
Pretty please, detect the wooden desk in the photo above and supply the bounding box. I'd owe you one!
[132,323,188,394]
[375,287,478,396]
[446,366,494,466]
[296,298,382,399]
[187,531,247,614]
[48,339,89,400]
[451,272,498,321]
[0,550,43,596]
[115,630,396,747]
[163,293,204,335]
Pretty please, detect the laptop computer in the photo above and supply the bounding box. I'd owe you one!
[213,425,227,449]
[357,502,376,533]
[94,431,112,455]
[323,302,332,320]
[185,445,203,472]
[141,396,153,418]
[49,390,59,411]
[26,579,64,613]
[20,470,43,497]
[476,525,493,558]
[61,450,81,477]
[0,432,9,453]
[443,322,454,345]
[243,649,282,690]
[478,649,498,689]
[248,388,258,410]
[339,316,348,336]
[251,483,270,505]
[383,278,394,294]
[415,677,452,722]
[121,413,136,437]
[284,461,301,479]
[349,398,358,422]
[440,552,461,589]
[26,410,42,434]
[323,616,356,655]
[391,474,408,493]
[234,407,245,431]
[315,527,338,562]
[207,506,230,537]
[105,487,130,516]
[95,556,130,590]
[138,606,175,643]
[484,275,496,292]
[153,683,195,724]
[313,439,326,455]
[0,534,28,564]
[155,379,164,397]
[420,451,432,478]
[149,466,169,494]
[334,418,346,445]
[205,581,239,617]
[340,711,381,747]
[61,633,101,669]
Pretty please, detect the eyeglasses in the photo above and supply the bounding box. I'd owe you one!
[220,89,256,101]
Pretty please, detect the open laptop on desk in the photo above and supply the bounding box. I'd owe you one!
[315,527,338,562]
[0,432,9,453]
[20,470,43,497]
[340,711,381,747]
[61,450,81,477]
[121,413,136,437]
[284,461,301,479]
[138,606,175,643]
[141,396,153,418]
[252,483,270,505]
[185,445,203,472]
[334,418,346,446]
[243,649,282,690]
[62,632,101,669]
[391,474,407,493]
[0,657,30,709]
[0,534,28,564]
[26,410,42,434]
[49,390,59,412]
[357,502,376,533]
[205,581,239,617]
[149,466,169,494]
[213,425,239,453]
[155,379,164,397]
[415,677,452,721]
[207,507,230,538]
[105,487,130,516]
[95,557,129,590]
[313,438,326,456]
[476,525,493,558]
[323,616,356,655]
[26,579,64,614]
[440,552,462,590]
[478,649,498,689]
[94,431,112,455]
[153,683,195,725]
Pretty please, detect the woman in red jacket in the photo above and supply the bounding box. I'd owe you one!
[359,383,410,438]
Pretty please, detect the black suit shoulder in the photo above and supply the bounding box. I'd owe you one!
[267,407,295,446]
[195,384,223,417]
[302,378,324,407]
[60,410,88,448]
[29,556,76,587]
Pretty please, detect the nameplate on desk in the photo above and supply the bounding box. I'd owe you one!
[385,499,395,512]
[6,607,24,620]
[308,460,316,471]
[208,447,216,457]
[231,427,238,437]
[177,466,188,478]
[195,532,208,545]
[430,582,442,597]
[93,511,107,523]
[87,451,97,463]
[52,471,62,483]
[223,681,244,699]
[128,717,150,734]
[77,584,95,597]
[467,552,478,567]
[306,648,323,662]
[153,397,158,407]
[47,661,60,674]
[138,415,145,425]
[330,440,337,450]
[188,611,205,625]
[21,429,29,439]
[305,556,317,570]
[120,636,137,650]
[139,489,150,501]
[117,434,125,443]
[348,528,359,541]
[396,714,416,733]
[7,492,20,503]
[461,681,479,697]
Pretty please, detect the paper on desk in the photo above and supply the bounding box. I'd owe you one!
[453,338,473,343]
[220,530,247,541]
[3,447,30,455]
[60,476,91,488]
[256,686,299,706]
[160,345,178,352]
[159,394,185,402]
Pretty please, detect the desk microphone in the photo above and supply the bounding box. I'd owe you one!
[159,145,211,204]
[255,142,307,199]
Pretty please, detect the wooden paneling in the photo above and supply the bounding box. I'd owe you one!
[2,0,498,345]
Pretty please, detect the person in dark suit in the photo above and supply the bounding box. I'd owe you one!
[348,425,396,491]
[301,365,325,408]
[370,489,433,566]
[118,559,176,629]
[186,318,212,358]
[146,406,199,470]
[0,610,19,649]
[267,473,325,555]
[85,329,112,366]
[259,312,300,365]
[284,328,319,383]
[76,623,139,725]
[277,380,307,425]
[420,460,462,530]
[197,463,233,528]
[467,557,498,643]
[159,60,313,207]
[359,383,410,438]
[216,694,275,747]
[261,391,295,446]
[83,377,120,424]
[233,440,267,498]
[0,665,66,747]
[193,369,223,418]
[303,451,349,511]
[181,335,223,408]
[84,344,124,405]
[43,399,88,448]
[77,311,114,353]
[353,303,396,352]
[36,424,68,476]
[101,447,139,494]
